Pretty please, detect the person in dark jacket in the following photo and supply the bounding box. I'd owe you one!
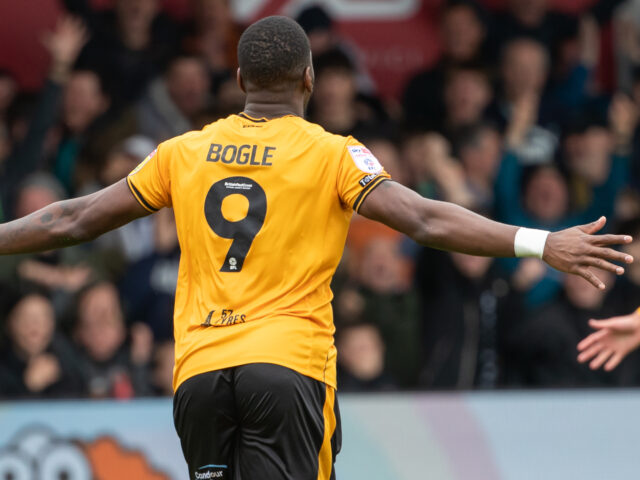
[507,271,623,387]
[403,0,490,129]
[416,249,523,389]
[74,282,154,398]
[0,292,84,398]
[63,0,181,104]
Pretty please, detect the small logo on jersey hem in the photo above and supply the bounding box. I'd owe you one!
[359,174,378,187]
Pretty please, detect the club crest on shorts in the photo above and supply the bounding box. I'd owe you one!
[347,145,383,174]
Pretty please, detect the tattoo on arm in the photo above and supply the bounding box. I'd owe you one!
[0,197,88,255]
[0,178,150,256]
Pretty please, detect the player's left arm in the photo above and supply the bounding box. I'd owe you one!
[358,180,633,289]
[0,179,150,255]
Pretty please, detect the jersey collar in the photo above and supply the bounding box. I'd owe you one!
[237,112,298,123]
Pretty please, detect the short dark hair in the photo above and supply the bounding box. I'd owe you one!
[444,61,489,83]
[453,122,499,154]
[313,48,355,78]
[296,5,333,34]
[443,0,489,27]
[71,68,110,97]
[238,16,311,90]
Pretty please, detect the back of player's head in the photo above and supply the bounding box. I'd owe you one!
[238,16,311,91]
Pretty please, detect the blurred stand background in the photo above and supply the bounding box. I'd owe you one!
[2,0,640,476]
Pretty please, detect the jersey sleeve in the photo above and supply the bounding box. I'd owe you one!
[126,143,172,212]
[336,137,391,212]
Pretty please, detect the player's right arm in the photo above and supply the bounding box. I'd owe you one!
[358,180,633,290]
[0,136,170,256]
[577,309,640,371]
[0,179,150,255]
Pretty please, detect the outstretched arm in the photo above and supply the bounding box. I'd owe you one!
[0,179,150,255]
[359,180,633,289]
[577,310,640,371]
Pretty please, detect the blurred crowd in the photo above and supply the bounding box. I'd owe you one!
[3,0,640,399]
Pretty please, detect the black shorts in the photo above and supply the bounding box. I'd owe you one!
[173,363,341,480]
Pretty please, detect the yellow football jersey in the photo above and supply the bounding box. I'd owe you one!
[127,113,390,391]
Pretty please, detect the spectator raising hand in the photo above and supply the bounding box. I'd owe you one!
[505,92,540,150]
[41,15,89,83]
[609,93,638,151]
[421,133,476,208]
[578,15,600,69]
[577,309,640,371]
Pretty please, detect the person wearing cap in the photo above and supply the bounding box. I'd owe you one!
[295,4,376,95]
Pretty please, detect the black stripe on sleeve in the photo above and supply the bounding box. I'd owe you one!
[127,177,159,212]
[353,177,389,213]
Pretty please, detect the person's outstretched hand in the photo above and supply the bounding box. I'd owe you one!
[577,310,640,371]
[543,216,633,290]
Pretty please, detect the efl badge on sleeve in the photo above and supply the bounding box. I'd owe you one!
[347,146,383,174]
[130,148,157,176]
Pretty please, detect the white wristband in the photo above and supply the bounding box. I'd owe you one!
[514,227,549,259]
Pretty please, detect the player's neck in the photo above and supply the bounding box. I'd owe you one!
[242,95,304,120]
